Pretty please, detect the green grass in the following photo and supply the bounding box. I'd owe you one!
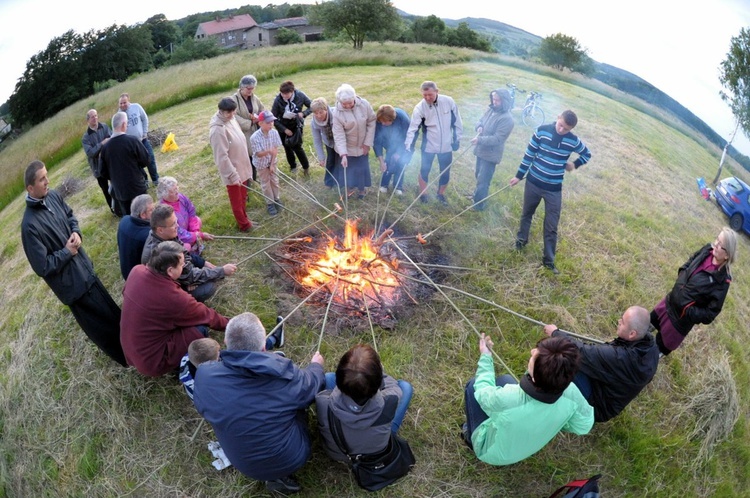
[2,42,750,497]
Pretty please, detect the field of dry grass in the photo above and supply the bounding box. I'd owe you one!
[2,43,750,497]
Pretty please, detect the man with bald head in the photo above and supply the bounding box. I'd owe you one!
[544,306,659,422]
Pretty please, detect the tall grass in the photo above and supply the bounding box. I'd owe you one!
[2,43,750,497]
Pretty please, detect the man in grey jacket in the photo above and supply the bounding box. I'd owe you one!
[141,204,236,302]
[404,81,463,205]
[81,109,117,214]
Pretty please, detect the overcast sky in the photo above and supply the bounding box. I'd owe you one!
[1,0,749,155]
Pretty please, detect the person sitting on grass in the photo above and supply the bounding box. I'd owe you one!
[250,111,284,216]
[462,333,594,466]
[316,344,413,464]
[156,176,214,261]
[179,316,285,401]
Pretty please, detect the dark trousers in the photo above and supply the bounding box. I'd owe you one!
[68,278,127,366]
[95,176,119,215]
[516,181,562,266]
[473,158,498,210]
[419,151,453,188]
[464,374,516,445]
[283,141,310,171]
[323,145,339,187]
[141,138,159,183]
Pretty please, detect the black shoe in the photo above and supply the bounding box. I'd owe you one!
[436,194,448,205]
[419,194,429,203]
[266,476,301,495]
[515,240,526,251]
[544,263,560,275]
[303,169,310,178]
[460,423,473,450]
[267,204,278,216]
[271,316,285,348]
[275,199,283,211]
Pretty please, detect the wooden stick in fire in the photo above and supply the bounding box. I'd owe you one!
[387,235,519,381]
[235,204,343,267]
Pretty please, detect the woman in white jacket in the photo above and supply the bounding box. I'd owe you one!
[332,84,376,199]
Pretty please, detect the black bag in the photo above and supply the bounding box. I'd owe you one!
[284,118,304,147]
[327,409,415,492]
[548,474,601,498]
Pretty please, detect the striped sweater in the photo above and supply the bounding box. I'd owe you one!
[514,123,591,192]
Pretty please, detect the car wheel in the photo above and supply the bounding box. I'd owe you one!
[730,213,743,232]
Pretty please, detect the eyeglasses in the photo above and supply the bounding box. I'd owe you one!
[160,221,178,229]
[713,239,726,252]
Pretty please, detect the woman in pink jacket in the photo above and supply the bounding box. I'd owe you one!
[332,84,376,200]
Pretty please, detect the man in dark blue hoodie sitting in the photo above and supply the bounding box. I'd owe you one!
[544,305,659,423]
[193,312,325,495]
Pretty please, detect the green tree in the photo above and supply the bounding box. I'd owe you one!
[720,27,750,139]
[275,27,303,45]
[145,14,181,54]
[411,15,445,45]
[445,22,492,52]
[539,33,588,73]
[310,0,401,49]
[165,37,223,66]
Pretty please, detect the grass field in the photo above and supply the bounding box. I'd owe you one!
[2,42,750,497]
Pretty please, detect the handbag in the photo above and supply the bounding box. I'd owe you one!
[327,408,415,492]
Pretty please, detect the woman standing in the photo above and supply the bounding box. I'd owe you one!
[651,227,737,356]
[271,80,312,175]
[470,88,514,211]
[332,84,376,199]
[208,97,254,232]
[310,97,339,188]
[232,75,265,181]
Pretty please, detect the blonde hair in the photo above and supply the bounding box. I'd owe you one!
[188,338,221,366]
[718,226,738,266]
[310,97,329,113]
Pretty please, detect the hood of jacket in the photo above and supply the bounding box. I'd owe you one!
[219,349,298,381]
[491,89,513,113]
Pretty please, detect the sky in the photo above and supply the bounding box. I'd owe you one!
[1,0,749,155]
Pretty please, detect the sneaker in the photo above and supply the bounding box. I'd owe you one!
[290,167,298,175]
[544,263,560,275]
[267,204,278,216]
[152,180,159,187]
[419,194,429,204]
[303,169,310,178]
[272,316,285,348]
[515,240,525,251]
[379,186,388,194]
[395,189,403,196]
[436,194,448,205]
[460,423,473,450]
[265,476,301,495]
[274,199,283,211]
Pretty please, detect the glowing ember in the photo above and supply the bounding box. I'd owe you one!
[300,219,401,310]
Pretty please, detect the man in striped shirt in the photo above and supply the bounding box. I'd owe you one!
[509,110,591,275]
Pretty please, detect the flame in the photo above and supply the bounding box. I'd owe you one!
[300,219,400,309]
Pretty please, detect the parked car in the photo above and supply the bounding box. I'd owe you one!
[714,176,750,234]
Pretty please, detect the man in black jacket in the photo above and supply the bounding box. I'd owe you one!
[544,306,659,422]
[99,111,149,216]
[21,160,126,366]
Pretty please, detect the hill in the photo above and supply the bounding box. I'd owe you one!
[2,42,750,497]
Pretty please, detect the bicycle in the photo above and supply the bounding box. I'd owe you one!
[521,91,545,128]
[506,83,525,110]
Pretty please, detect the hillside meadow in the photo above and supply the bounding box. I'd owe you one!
[2,42,750,497]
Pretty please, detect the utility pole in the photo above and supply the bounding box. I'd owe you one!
[713,120,741,185]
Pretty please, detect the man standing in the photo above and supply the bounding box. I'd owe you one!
[141,204,236,302]
[117,194,154,280]
[99,111,150,216]
[404,81,463,205]
[544,306,659,423]
[119,92,160,186]
[81,109,118,215]
[21,160,126,366]
[509,110,591,274]
[194,312,325,495]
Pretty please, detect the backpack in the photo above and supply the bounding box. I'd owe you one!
[547,474,601,498]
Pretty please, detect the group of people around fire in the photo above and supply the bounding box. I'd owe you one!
[19,75,737,494]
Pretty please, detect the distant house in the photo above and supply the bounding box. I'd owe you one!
[245,17,323,49]
[194,14,258,50]
[0,119,11,142]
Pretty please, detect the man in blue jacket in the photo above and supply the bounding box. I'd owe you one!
[193,312,325,495]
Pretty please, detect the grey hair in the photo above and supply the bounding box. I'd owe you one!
[420,81,439,92]
[626,306,651,340]
[335,83,356,103]
[156,176,179,201]
[112,111,127,131]
[130,194,154,218]
[239,75,257,88]
[225,312,266,351]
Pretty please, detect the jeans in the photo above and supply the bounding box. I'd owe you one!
[464,374,516,443]
[419,151,453,187]
[324,373,413,434]
[572,371,593,400]
[473,158,498,210]
[379,152,410,191]
[516,180,562,266]
[141,138,159,183]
